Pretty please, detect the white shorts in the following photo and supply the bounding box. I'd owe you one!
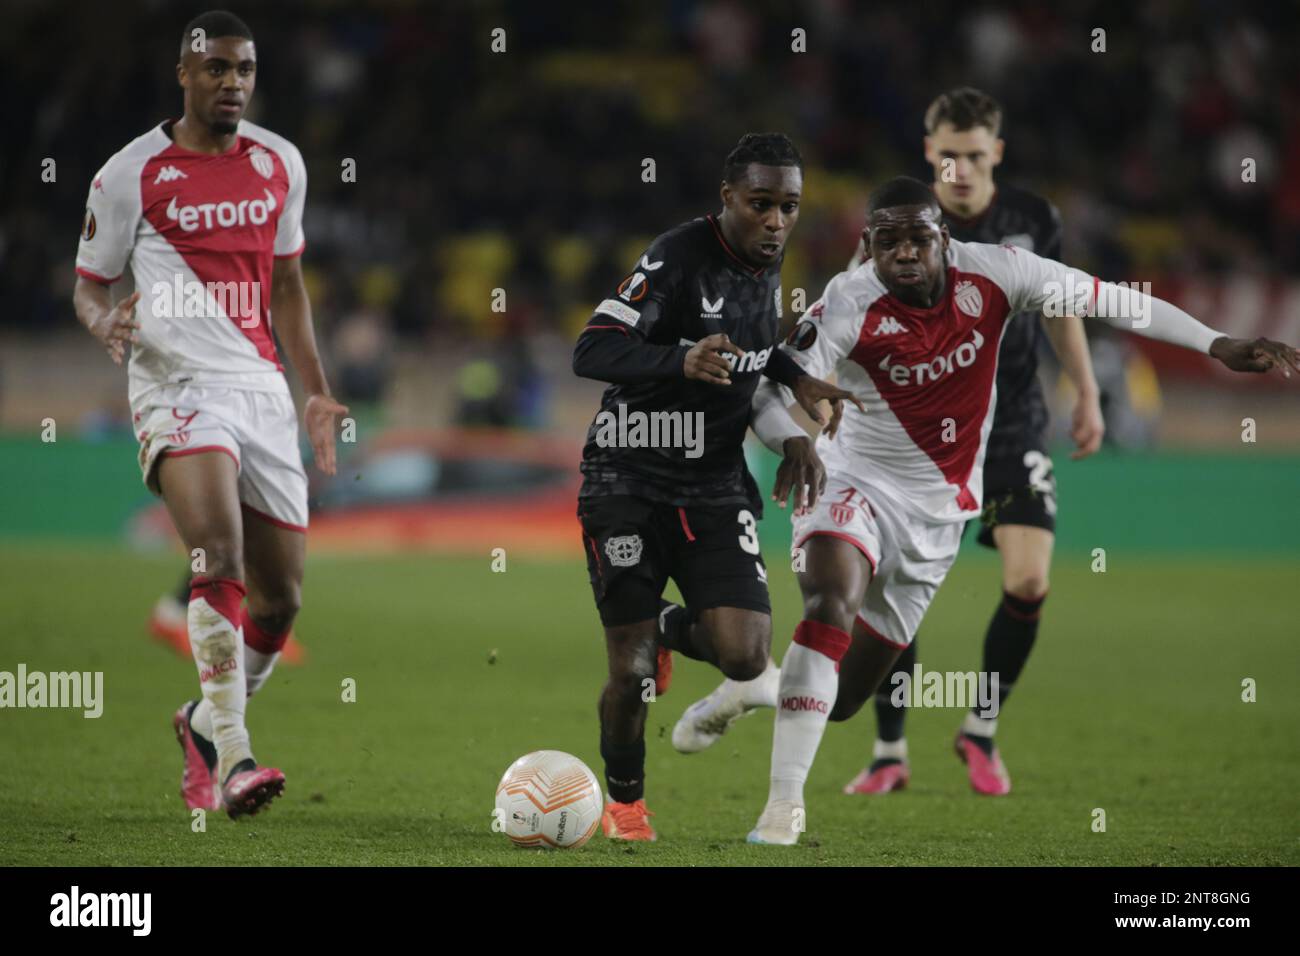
[132,384,309,532]
[791,471,962,648]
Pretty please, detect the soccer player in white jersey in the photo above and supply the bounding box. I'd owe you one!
[71,11,347,819]
[704,176,1295,843]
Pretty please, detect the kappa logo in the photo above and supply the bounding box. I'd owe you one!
[700,295,724,319]
[249,145,274,179]
[604,534,643,568]
[153,165,188,184]
[871,315,906,336]
[954,280,984,318]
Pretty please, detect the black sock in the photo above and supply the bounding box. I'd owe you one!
[976,589,1046,724]
[223,757,256,785]
[186,701,217,769]
[600,735,646,804]
[656,599,711,663]
[873,639,917,747]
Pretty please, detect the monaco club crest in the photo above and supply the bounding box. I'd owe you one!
[249,145,274,179]
[954,280,983,318]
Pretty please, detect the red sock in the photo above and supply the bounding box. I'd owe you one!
[189,577,246,626]
[241,608,290,655]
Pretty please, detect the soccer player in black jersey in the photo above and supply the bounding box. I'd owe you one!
[842,89,1107,796]
[574,133,860,839]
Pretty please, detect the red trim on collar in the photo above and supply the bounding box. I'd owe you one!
[706,214,764,277]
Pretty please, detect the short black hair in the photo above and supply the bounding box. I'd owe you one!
[180,10,254,58]
[924,87,1003,137]
[867,176,939,216]
[723,133,803,184]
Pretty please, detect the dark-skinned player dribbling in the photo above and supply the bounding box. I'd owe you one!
[572,133,862,841]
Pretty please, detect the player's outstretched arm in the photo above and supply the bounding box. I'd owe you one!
[270,256,348,475]
[73,278,140,366]
[1042,314,1104,459]
[750,377,828,510]
[1084,283,1300,379]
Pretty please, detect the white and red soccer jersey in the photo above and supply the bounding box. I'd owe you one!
[76,119,307,406]
[784,240,1095,524]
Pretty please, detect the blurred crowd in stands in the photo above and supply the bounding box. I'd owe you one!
[4,0,1296,431]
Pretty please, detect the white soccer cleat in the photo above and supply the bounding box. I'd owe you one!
[672,681,750,753]
[746,799,804,845]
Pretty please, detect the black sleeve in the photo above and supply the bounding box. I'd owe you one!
[1041,201,1063,261]
[762,345,807,388]
[572,239,689,385]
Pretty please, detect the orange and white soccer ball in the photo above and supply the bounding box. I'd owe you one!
[494,750,603,849]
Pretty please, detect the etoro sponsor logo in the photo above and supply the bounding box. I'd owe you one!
[593,402,705,460]
[877,328,985,386]
[0,664,103,718]
[165,188,277,232]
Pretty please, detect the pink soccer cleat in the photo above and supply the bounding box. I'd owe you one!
[954,732,1011,795]
[843,761,910,794]
[173,702,221,812]
[222,764,286,819]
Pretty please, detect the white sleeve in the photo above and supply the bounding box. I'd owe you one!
[997,245,1223,354]
[274,143,307,257]
[750,269,864,453]
[75,159,140,284]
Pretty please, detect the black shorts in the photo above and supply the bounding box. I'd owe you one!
[578,495,771,627]
[973,448,1057,549]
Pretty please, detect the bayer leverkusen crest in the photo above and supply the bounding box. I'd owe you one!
[954,280,983,318]
[249,145,274,179]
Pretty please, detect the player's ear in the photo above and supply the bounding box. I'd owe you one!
[940,223,950,250]
[991,138,1005,167]
[860,227,872,260]
[719,180,733,210]
[176,61,186,89]
[922,136,936,167]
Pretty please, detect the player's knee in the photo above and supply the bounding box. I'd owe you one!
[801,593,856,633]
[717,643,768,682]
[248,589,300,635]
[1004,572,1048,602]
[195,540,242,582]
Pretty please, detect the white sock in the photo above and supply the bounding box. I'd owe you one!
[737,659,780,708]
[873,738,908,762]
[768,624,847,805]
[963,711,997,738]
[188,595,252,780]
[244,644,280,697]
[190,641,276,737]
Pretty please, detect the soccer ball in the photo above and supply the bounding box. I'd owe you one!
[494,750,603,849]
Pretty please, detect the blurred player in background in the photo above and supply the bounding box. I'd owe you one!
[72,11,346,818]
[739,176,1297,843]
[573,134,858,841]
[840,88,1105,796]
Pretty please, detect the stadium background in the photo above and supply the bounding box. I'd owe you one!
[1,0,1296,865]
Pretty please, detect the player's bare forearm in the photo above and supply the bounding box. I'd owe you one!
[74,276,140,366]
[72,276,113,331]
[1042,314,1098,399]
[270,256,330,397]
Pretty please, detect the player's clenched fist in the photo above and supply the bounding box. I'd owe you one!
[684,333,745,385]
[89,290,142,365]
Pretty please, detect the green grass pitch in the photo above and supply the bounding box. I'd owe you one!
[1,542,1296,866]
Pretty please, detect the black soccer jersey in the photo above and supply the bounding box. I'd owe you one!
[573,215,790,511]
[940,182,1062,460]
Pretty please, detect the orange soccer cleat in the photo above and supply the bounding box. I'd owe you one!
[601,799,658,841]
